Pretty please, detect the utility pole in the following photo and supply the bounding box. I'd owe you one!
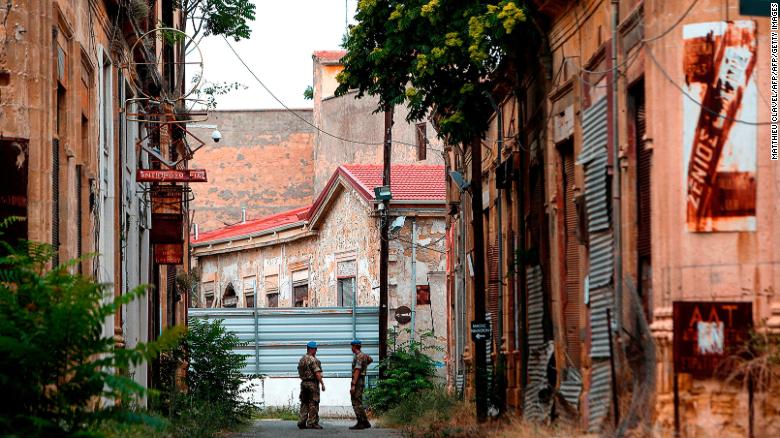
[471,135,488,421]
[379,108,393,374]
[410,217,417,342]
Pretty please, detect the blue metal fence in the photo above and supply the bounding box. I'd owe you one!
[188,307,380,378]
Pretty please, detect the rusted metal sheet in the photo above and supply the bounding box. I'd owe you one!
[523,265,554,422]
[579,97,610,234]
[560,368,582,409]
[189,307,379,377]
[588,232,613,289]
[673,301,752,377]
[590,286,614,358]
[683,21,757,232]
[587,360,612,432]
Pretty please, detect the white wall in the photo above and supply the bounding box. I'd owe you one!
[243,377,356,413]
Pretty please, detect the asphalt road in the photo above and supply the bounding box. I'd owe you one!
[229,419,402,437]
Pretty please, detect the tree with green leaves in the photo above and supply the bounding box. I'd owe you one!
[0,220,184,436]
[336,0,536,144]
[180,0,256,49]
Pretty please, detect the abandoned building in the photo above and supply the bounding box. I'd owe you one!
[0,0,197,397]
[445,0,779,435]
[191,164,447,355]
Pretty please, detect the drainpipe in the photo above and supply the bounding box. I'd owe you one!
[241,207,247,223]
[486,94,504,364]
[611,0,622,332]
[410,217,417,343]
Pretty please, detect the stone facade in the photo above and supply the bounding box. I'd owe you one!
[446,0,780,434]
[191,165,448,368]
[0,0,188,397]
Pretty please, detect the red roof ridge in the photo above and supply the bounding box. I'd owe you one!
[193,205,310,245]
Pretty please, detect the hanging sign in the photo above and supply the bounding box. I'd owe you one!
[151,214,183,243]
[154,243,183,265]
[137,169,208,183]
[151,186,183,215]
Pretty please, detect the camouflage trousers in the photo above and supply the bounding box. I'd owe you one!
[351,378,368,424]
[298,381,320,427]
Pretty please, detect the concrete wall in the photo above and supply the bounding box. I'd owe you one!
[313,93,445,194]
[310,54,444,194]
[188,110,315,232]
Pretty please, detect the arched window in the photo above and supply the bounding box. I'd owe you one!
[223,282,237,308]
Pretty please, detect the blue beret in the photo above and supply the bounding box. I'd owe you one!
[307,341,318,349]
[351,340,362,346]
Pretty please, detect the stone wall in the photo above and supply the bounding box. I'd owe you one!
[188,110,315,232]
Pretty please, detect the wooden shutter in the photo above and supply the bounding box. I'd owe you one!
[487,239,500,348]
[562,146,581,369]
[636,96,651,260]
[52,139,60,266]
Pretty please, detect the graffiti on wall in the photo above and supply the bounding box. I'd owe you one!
[683,21,757,232]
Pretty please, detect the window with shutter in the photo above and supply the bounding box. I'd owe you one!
[560,141,581,369]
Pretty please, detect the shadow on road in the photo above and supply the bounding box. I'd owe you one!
[229,419,401,437]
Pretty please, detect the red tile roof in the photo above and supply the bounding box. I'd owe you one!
[193,164,445,245]
[313,50,346,63]
[340,164,446,201]
[192,206,309,245]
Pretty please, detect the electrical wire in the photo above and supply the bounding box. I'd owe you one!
[642,0,700,43]
[645,44,771,126]
[222,37,444,153]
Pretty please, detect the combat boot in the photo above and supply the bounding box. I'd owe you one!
[361,420,372,429]
[309,424,323,429]
[349,422,365,430]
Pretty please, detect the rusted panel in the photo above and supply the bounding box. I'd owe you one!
[672,301,752,377]
[587,360,612,432]
[683,21,757,232]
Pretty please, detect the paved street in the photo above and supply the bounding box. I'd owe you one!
[229,419,402,437]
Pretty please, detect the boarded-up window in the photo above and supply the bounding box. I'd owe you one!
[267,292,279,308]
[202,281,215,308]
[338,277,355,307]
[416,285,431,305]
[416,122,427,160]
[292,269,308,307]
[265,274,279,308]
[243,276,256,308]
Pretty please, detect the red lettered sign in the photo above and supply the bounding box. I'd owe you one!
[136,169,208,183]
[154,243,183,265]
[673,301,752,377]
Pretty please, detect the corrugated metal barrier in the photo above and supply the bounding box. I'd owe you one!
[580,96,614,432]
[188,307,380,378]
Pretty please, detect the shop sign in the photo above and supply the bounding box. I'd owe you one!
[154,243,183,265]
[137,169,207,183]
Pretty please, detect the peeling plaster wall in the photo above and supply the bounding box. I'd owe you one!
[192,189,449,367]
[388,216,448,374]
[188,110,315,232]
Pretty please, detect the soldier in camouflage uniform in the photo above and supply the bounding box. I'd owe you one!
[297,341,325,429]
[349,339,373,430]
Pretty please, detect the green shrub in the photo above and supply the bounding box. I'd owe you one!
[0,235,182,437]
[154,318,257,437]
[367,330,440,413]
